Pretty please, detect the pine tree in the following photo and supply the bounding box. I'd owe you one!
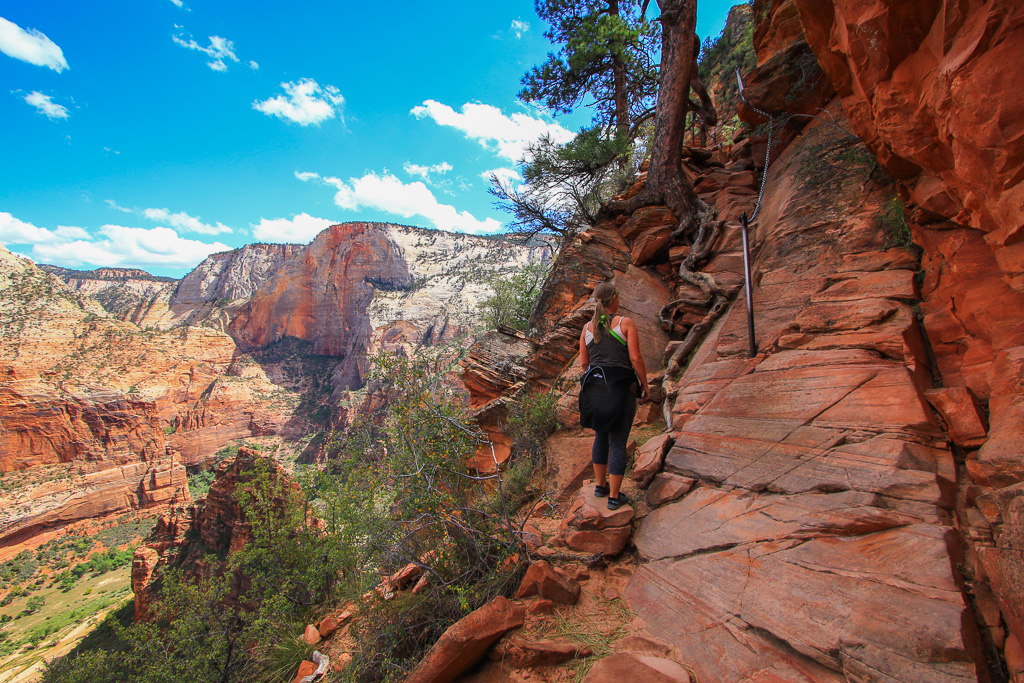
[521,0,660,139]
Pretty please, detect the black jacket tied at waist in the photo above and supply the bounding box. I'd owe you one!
[578,365,640,430]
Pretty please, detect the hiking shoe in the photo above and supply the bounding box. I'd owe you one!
[607,492,629,510]
[594,483,609,498]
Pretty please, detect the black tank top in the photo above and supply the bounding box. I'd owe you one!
[585,316,632,370]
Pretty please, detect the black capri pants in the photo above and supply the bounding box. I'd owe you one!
[591,390,637,476]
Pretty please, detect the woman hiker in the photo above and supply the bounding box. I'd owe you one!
[578,282,649,510]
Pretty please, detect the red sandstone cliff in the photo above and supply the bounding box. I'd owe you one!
[229,223,412,387]
[459,2,1024,679]
[132,446,294,620]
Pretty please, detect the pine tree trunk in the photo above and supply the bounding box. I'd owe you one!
[609,0,630,139]
[643,0,700,212]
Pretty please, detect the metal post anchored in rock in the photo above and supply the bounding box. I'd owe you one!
[740,211,757,358]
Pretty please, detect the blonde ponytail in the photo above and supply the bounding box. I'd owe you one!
[591,282,618,345]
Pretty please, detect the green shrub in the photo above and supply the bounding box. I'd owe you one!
[880,194,913,247]
[45,350,528,683]
[26,595,45,613]
[187,470,215,499]
[478,261,551,332]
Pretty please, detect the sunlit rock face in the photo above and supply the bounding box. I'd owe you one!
[230,222,549,388]
[787,0,1024,662]
[461,2,1024,674]
[0,368,190,549]
[626,112,979,682]
[791,0,1024,293]
[132,446,287,620]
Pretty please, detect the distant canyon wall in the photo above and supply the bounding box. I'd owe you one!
[0,223,545,545]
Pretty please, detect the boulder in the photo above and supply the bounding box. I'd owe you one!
[405,596,525,683]
[619,206,677,241]
[645,474,694,508]
[514,560,580,605]
[489,636,592,668]
[301,625,321,646]
[291,660,316,683]
[582,653,691,683]
[631,227,673,266]
[632,434,674,487]
[925,386,988,448]
[318,615,339,639]
[562,525,633,557]
[563,484,636,530]
[561,481,635,556]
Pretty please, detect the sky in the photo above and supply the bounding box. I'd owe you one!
[1,0,739,277]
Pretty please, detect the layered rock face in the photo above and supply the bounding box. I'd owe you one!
[229,223,414,387]
[232,223,549,389]
[626,114,980,681]
[42,265,174,321]
[0,367,166,471]
[0,369,189,547]
[132,446,292,620]
[779,0,1024,671]
[172,243,304,307]
[142,243,307,331]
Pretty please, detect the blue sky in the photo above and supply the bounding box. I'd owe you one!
[1,0,738,277]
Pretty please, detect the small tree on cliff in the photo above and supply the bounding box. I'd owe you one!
[521,0,660,140]
[609,0,730,379]
[492,0,660,242]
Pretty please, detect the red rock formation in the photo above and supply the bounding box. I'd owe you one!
[513,560,580,605]
[229,223,412,383]
[582,653,692,683]
[623,111,980,681]
[0,367,166,472]
[404,595,525,683]
[780,0,1024,671]
[131,446,295,620]
[793,0,1024,260]
[0,368,189,547]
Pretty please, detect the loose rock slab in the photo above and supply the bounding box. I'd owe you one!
[632,434,674,487]
[582,652,691,683]
[405,596,525,683]
[514,560,580,605]
[489,635,592,668]
[561,481,635,556]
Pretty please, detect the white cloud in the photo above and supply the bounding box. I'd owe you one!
[511,19,530,38]
[251,212,334,243]
[24,91,69,119]
[410,100,573,162]
[0,212,228,269]
[0,211,56,243]
[0,17,68,72]
[142,207,233,235]
[248,60,259,70]
[33,225,230,269]
[298,171,502,235]
[54,225,91,240]
[104,199,133,213]
[253,79,344,126]
[172,33,239,71]
[403,162,453,180]
[483,167,522,185]
[168,0,184,6]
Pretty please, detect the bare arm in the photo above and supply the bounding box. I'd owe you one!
[621,317,649,399]
[579,323,590,371]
